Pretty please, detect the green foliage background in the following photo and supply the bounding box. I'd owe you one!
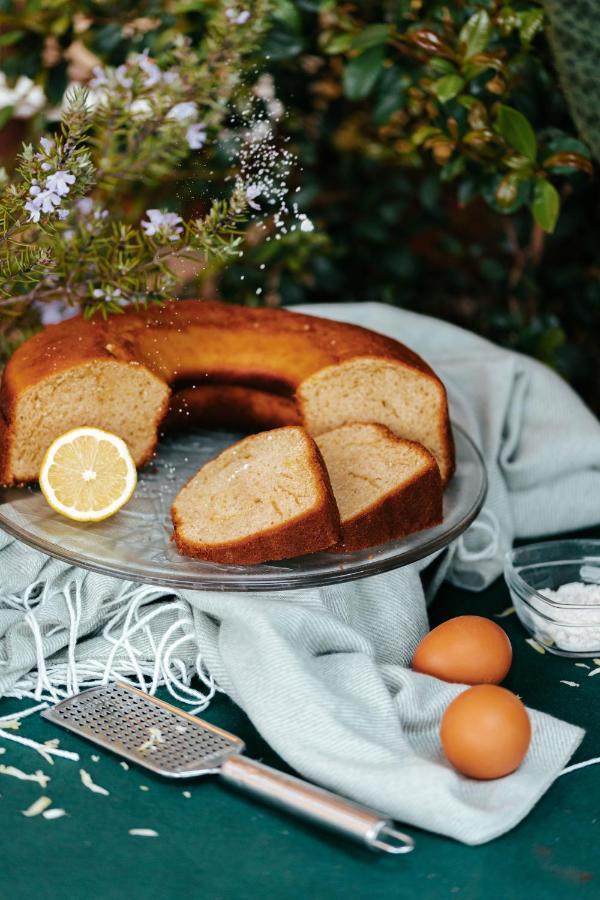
[1,0,599,412]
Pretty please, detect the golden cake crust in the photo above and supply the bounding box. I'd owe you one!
[316,424,443,553]
[0,299,454,485]
[171,426,341,565]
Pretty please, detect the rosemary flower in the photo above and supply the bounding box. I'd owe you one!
[186,123,207,150]
[141,209,184,242]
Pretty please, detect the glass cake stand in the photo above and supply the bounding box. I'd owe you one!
[0,424,486,592]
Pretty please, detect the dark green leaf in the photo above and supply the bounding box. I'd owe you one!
[495,104,537,162]
[0,30,25,46]
[0,106,14,129]
[264,28,304,60]
[342,46,385,101]
[532,179,560,232]
[432,74,465,103]
[46,64,68,107]
[459,10,491,59]
[518,9,544,46]
[483,173,531,214]
[272,0,302,31]
[412,125,443,146]
[323,33,353,54]
[90,24,124,58]
[372,66,405,125]
[440,156,465,181]
[429,57,456,75]
[351,24,390,50]
[544,133,591,159]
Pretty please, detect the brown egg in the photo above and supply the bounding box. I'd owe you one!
[412,615,512,685]
[440,685,531,779]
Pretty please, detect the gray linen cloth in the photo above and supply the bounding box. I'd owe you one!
[1,302,600,845]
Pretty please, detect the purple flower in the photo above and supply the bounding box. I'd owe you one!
[45,170,75,197]
[115,65,133,89]
[35,300,78,325]
[39,136,55,154]
[135,51,162,88]
[25,198,42,223]
[39,190,61,213]
[167,101,197,122]
[141,209,184,242]
[226,8,250,24]
[186,123,207,150]
[76,198,94,216]
[25,186,62,222]
[89,66,109,89]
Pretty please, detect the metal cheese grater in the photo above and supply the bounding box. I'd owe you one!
[42,683,414,855]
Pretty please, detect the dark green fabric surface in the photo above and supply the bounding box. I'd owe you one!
[1,535,599,900]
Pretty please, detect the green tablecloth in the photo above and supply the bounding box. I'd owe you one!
[1,534,598,900]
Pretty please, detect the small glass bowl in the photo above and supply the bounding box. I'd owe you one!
[504,539,600,658]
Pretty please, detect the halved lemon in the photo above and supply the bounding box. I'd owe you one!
[39,427,137,522]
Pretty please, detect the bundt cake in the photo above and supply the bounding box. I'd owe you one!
[315,423,443,552]
[0,299,454,486]
[171,426,340,564]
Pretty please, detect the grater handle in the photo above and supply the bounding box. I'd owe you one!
[219,755,414,854]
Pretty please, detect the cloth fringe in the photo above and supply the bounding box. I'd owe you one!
[2,580,221,714]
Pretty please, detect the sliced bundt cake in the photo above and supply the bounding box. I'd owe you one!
[315,422,443,552]
[0,299,454,486]
[171,426,340,565]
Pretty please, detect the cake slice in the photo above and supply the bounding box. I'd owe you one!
[171,426,340,565]
[315,423,442,552]
[297,357,454,486]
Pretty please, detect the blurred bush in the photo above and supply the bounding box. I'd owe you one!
[241,0,600,412]
[1,0,598,412]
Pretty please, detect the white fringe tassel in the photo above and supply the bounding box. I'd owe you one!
[3,581,221,715]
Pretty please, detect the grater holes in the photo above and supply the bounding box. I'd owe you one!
[48,684,240,774]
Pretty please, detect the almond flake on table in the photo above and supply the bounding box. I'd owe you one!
[120,762,129,770]
[575,663,590,669]
[43,808,67,820]
[587,668,600,677]
[129,829,159,837]
[0,765,49,788]
[22,796,52,817]
[80,768,110,796]
[525,638,545,654]
[494,606,515,618]
[560,680,580,687]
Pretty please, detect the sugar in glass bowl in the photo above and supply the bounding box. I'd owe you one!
[504,539,600,657]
